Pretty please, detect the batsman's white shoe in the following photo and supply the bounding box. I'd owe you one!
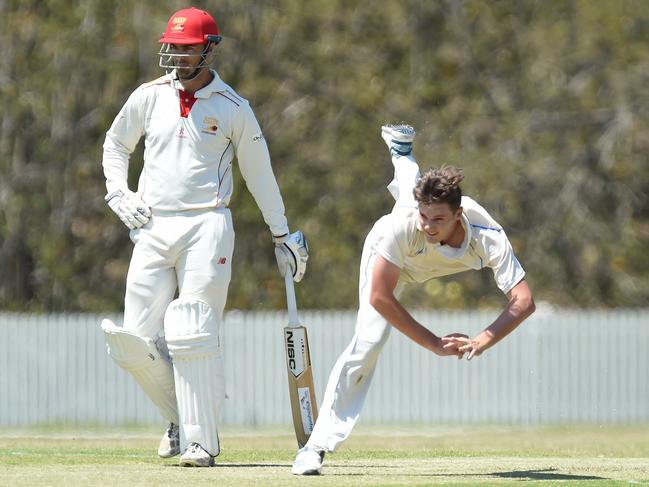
[381,123,416,156]
[157,422,180,458]
[179,442,215,467]
[291,446,325,475]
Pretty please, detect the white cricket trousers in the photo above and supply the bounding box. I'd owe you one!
[123,207,234,340]
[306,153,418,452]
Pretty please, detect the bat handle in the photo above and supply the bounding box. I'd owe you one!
[284,268,300,326]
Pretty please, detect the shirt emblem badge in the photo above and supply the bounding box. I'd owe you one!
[201,116,218,135]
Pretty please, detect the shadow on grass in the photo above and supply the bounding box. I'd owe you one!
[327,465,607,481]
[491,468,605,481]
[163,463,290,468]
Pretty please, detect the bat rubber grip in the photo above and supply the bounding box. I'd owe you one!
[285,268,300,326]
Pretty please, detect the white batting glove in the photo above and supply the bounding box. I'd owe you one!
[273,231,309,282]
[105,189,152,230]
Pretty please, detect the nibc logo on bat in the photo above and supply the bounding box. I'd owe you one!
[285,328,306,378]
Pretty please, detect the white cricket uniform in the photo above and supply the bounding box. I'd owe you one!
[103,69,288,337]
[306,154,526,452]
[102,69,289,455]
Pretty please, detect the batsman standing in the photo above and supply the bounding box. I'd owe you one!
[291,124,536,475]
[100,7,307,467]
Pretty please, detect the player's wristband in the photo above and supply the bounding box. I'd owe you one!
[272,233,289,245]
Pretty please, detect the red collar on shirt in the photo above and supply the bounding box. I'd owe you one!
[178,90,197,118]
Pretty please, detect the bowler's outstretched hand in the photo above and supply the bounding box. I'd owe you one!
[439,333,470,359]
[442,335,481,360]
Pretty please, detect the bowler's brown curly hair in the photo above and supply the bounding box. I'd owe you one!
[413,166,464,211]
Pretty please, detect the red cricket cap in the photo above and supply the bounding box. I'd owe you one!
[159,7,220,45]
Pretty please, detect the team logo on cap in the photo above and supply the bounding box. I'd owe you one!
[201,116,218,135]
[171,16,187,32]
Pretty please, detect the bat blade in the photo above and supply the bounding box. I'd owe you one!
[284,325,318,447]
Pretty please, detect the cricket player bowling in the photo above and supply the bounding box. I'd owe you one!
[291,124,536,475]
[100,7,308,467]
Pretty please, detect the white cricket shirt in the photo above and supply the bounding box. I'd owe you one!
[375,196,526,294]
[102,70,289,236]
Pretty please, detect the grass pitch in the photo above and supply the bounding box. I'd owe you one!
[1,425,648,486]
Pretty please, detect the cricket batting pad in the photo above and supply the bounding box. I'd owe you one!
[164,299,224,457]
[101,319,179,424]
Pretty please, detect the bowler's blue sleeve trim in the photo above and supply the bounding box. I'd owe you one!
[470,224,502,232]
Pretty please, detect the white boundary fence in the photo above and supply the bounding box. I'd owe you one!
[0,309,647,427]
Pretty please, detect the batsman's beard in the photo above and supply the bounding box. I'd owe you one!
[158,45,212,81]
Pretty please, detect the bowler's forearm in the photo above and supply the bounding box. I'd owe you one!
[370,294,441,353]
[476,292,535,352]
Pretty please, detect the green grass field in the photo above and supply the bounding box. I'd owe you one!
[2,425,648,486]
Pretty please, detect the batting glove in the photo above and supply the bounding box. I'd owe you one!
[105,189,152,230]
[273,231,309,282]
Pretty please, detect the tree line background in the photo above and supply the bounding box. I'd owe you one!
[0,0,647,312]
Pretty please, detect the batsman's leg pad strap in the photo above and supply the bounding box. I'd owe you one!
[101,319,178,424]
[163,299,224,456]
[164,298,221,358]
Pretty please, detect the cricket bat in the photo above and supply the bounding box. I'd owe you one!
[283,268,318,447]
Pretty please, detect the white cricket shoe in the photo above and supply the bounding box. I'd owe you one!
[157,422,180,458]
[381,123,416,156]
[291,445,325,475]
[179,442,215,467]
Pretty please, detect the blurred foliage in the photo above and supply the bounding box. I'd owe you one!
[0,0,648,311]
